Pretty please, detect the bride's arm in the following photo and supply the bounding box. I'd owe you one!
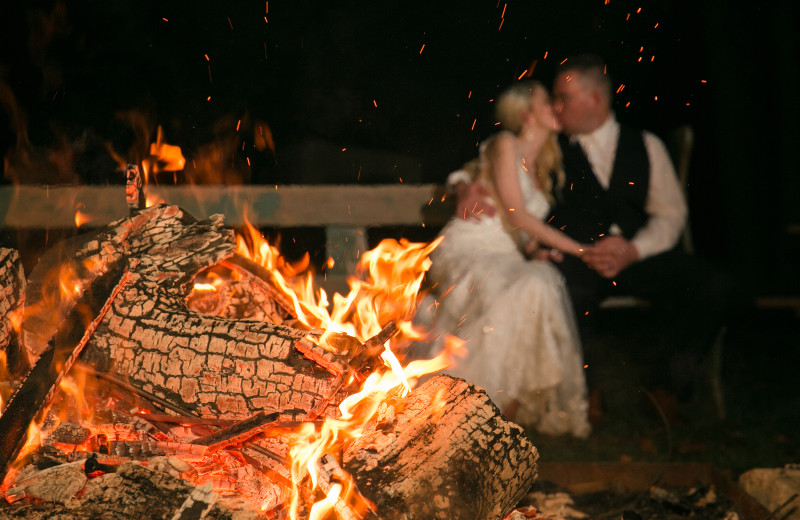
[489,134,585,257]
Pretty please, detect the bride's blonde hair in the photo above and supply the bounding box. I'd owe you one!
[457,82,565,249]
[491,81,565,205]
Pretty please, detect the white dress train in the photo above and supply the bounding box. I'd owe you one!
[427,165,590,438]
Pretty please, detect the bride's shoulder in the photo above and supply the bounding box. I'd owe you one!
[481,131,515,156]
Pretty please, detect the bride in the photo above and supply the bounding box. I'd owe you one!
[427,81,590,438]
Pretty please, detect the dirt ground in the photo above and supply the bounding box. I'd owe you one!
[525,303,800,479]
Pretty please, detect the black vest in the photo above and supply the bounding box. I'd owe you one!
[549,125,650,243]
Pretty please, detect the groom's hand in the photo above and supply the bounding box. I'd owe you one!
[582,236,639,278]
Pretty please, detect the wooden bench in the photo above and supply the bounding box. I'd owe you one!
[0,183,452,289]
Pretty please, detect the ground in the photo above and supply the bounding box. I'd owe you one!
[526,303,800,479]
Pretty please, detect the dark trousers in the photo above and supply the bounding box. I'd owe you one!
[555,248,734,399]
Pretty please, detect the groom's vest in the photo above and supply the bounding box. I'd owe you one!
[549,126,650,243]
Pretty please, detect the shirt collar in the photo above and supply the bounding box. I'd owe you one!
[569,113,618,145]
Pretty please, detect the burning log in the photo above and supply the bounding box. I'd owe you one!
[343,375,538,520]
[0,248,27,376]
[20,204,349,421]
[2,203,539,519]
[0,263,131,480]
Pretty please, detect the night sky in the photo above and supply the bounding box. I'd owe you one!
[0,0,798,290]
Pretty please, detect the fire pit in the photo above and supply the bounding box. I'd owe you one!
[0,181,538,519]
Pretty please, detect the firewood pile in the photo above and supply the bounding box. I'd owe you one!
[0,201,539,520]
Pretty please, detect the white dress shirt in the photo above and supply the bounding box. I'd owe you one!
[571,114,688,260]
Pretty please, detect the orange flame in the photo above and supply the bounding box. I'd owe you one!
[141,125,186,186]
[230,217,456,516]
[74,210,92,228]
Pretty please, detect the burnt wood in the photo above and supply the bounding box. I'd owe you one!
[0,264,129,481]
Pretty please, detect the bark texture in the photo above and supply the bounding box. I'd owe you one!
[0,248,27,376]
[344,375,539,520]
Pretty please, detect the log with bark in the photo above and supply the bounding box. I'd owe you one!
[2,203,538,519]
[0,248,27,377]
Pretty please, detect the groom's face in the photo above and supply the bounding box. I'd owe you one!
[552,71,596,135]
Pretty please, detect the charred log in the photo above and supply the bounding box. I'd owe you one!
[0,248,27,376]
[343,375,538,520]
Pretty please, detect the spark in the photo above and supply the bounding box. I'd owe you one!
[236,119,242,132]
[560,57,568,65]
[654,96,658,101]
[626,13,631,21]
[654,22,659,28]
[544,51,548,59]
[467,90,472,98]
[206,96,211,101]
[419,44,425,54]
[204,54,210,61]
[228,17,233,29]
[341,148,346,152]
[701,79,708,83]
[616,84,625,93]
[625,101,631,107]
[651,55,655,62]
[246,157,251,166]
[639,46,644,52]
[501,3,507,17]
[162,17,168,22]
[638,57,642,62]
[636,7,642,13]
[517,69,528,80]
[265,1,269,13]
[265,16,268,23]
[373,100,378,108]
[471,119,476,131]
[498,18,504,30]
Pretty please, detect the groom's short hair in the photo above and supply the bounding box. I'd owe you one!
[557,54,612,106]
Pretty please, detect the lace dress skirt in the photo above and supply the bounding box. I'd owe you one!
[428,217,590,438]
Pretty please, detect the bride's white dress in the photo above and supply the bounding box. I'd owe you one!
[428,163,590,438]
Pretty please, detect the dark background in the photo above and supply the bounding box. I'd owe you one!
[0,0,798,291]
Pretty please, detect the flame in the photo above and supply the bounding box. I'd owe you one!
[142,126,186,178]
[145,193,166,207]
[229,217,457,516]
[57,375,92,421]
[74,210,92,228]
[5,208,455,514]
[236,216,442,352]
